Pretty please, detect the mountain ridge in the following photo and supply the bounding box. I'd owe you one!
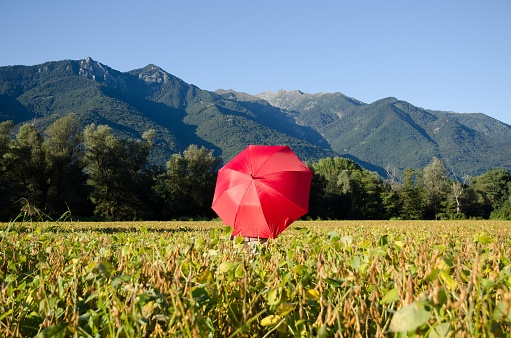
[1,58,510,177]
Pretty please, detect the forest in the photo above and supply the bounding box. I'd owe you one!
[1,115,510,222]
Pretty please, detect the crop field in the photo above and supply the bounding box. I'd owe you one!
[1,220,511,337]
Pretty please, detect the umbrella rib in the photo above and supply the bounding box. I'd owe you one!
[233,180,262,228]
[250,147,286,176]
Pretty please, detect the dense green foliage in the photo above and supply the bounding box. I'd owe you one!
[1,117,511,222]
[1,220,511,337]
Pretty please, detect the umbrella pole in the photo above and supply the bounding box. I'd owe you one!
[243,237,268,245]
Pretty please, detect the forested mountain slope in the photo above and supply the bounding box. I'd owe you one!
[0,58,332,166]
[1,58,510,176]
[253,89,511,176]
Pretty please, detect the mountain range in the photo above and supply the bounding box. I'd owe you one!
[1,57,510,177]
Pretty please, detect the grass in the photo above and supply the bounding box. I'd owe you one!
[1,220,511,337]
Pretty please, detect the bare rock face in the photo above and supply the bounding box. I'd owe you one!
[79,57,109,81]
[78,57,128,90]
[137,65,169,84]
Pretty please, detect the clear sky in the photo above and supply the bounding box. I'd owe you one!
[2,0,510,125]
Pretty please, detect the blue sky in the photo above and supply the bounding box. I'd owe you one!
[2,0,510,125]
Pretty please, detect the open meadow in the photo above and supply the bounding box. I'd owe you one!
[1,220,511,337]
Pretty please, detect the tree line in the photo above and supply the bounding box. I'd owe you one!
[1,116,510,222]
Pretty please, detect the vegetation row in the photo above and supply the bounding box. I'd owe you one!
[1,116,510,222]
[1,220,510,337]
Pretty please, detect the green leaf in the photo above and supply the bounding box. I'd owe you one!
[327,230,340,240]
[324,278,344,288]
[428,322,451,338]
[442,254,454,268]
[425,269,439,282]
[0,309,13,321]
[380,288,399,304]
[192,286,210,304]
[317,325,328,338]
[434,288,448,307]
[36,323,68,338]
[111,274,132,287]
[93,261,114,278]
[235,264,245,278]
[492,301,511,321]
[5,274,17,283]
[234,236,245,244]
[291,264,308,276]
[349,256,361,271]
[195,270,213,283]
[473,234,494,244]
[480,278,496,291]
[389,301,431,332]
[378,234,389,246]
[218,261,237,273]
[394,240,405,249]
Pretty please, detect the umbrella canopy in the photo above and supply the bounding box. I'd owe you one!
[212,145,313,239]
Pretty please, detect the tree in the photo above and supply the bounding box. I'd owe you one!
[381,164,402,219]
[310,157,361,219]
[399,168,426,220]
[423,157,449,219]
[9,123,48,212]
[309,157,385,219]
[83,124,155,220]
[159,145,221,219]
[472,168,511,219]
[0,121,21,219]
[349,169,386,219]
[43,115,90,217]
[450,173,468,216]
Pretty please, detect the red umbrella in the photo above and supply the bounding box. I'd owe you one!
[212,145,313,239]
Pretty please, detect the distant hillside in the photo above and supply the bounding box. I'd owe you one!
[0,58,332,166]
[1,58,510,176]
[252,89,511,176]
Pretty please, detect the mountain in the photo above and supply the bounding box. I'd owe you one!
[0,58,332,165]
[1,58,510,176]
[251,89,511,176]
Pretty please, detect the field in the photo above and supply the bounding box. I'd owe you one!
[1,220,511,337]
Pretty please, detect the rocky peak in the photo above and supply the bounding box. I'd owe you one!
[78,57,127,90]
[256,89,314,110]
[79,57,110,82]
[137,64,169,84]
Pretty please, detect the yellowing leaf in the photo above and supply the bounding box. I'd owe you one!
[276,321,287,333]
[305,289,320,300]
[194,270,213,283]
[267,288,280,305]
[394,240,405,249]
[439,270,457,291]
[260,314,282,326]
[276,302,296,316]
